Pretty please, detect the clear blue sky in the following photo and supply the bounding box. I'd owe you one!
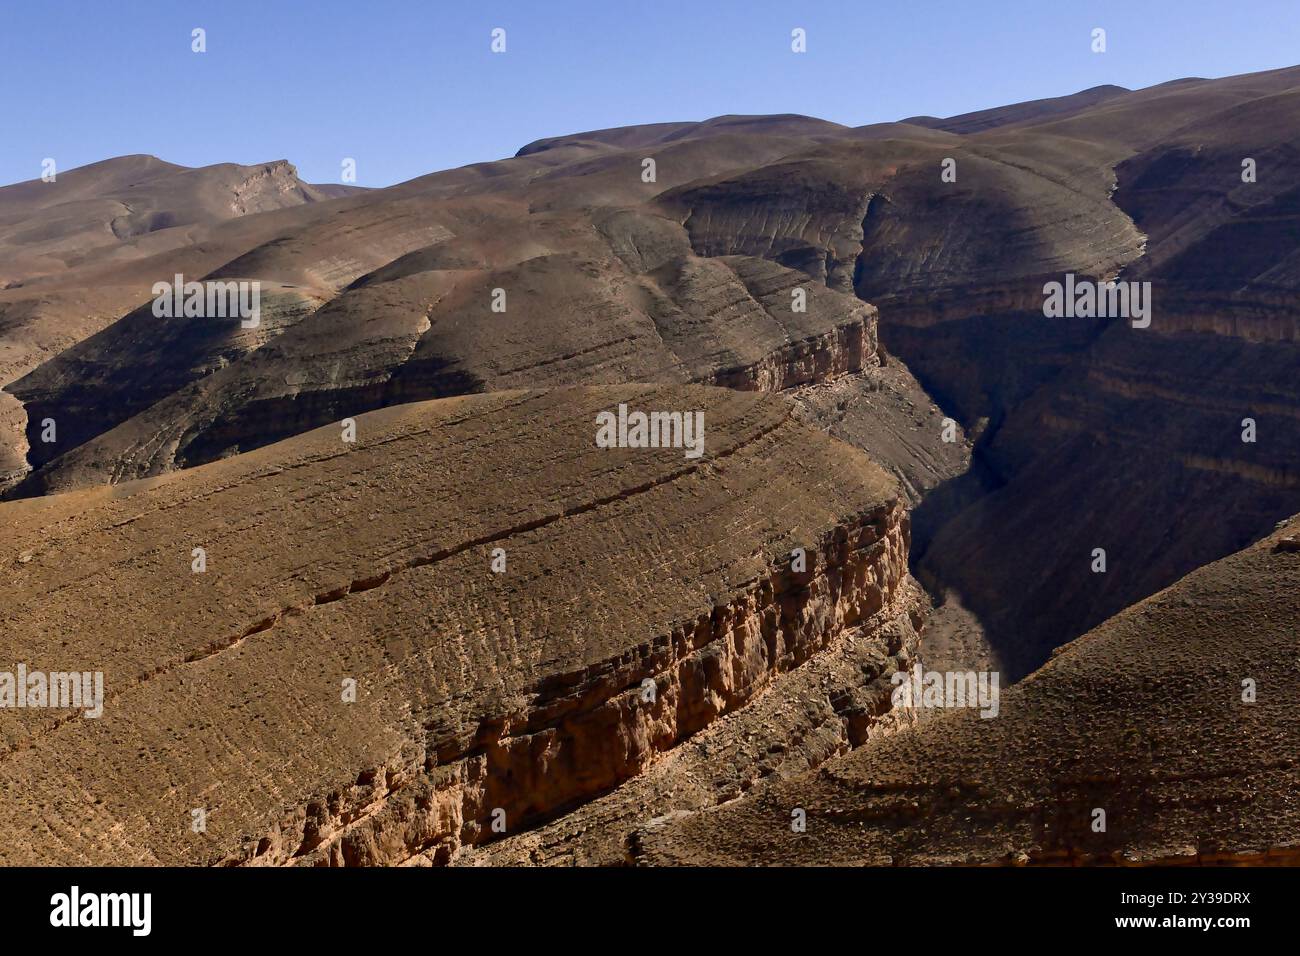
[4,0,1297,188]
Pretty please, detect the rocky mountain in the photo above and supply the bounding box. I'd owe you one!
[0,156,364,490]
[1,63,1298,867]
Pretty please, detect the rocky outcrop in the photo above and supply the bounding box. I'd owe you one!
[665,151,879,294]
[790,359,972,508]
[453,579,925,867]
[240,497,911,866]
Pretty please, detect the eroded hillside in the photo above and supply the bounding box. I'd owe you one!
[0,386,917,865]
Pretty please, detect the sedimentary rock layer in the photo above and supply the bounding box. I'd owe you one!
[0,385,909,865]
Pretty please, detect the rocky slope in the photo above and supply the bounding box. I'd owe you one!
[0,156,366,490]
[6,148,899,494]
[0,155,354,285]
[893,66,1300,674]
[637,515,1300,866]
[9,242,880,493]
[0,385,915,865]
[7,67,1297,680]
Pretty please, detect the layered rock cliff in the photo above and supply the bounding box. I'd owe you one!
[0,385,916,866]
[246,498,913,866]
